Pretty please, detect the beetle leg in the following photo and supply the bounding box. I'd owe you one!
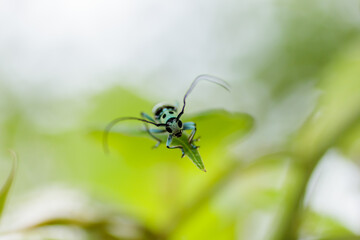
[148,128,166,148]
[183,122,198,149]
[141,112,163,148]
[141,112,156,122]
[166,135,185,158]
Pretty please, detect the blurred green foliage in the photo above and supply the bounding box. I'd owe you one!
[256,0,359,99]
[1,1,360,240]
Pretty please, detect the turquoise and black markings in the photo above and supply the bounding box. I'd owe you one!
[103,74,230,171]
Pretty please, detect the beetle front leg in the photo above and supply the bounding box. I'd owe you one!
[147,128,166,148]
[166,135,185,158]
[183,122,198,148]
[141,112,156,122]
[141,112,164,148]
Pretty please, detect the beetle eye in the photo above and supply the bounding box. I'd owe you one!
[166,127,172,133]
[178,121,182,128]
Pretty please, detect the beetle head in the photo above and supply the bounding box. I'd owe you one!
[166,118,183,137]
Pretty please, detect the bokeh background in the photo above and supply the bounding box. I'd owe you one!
[0,0,360,239]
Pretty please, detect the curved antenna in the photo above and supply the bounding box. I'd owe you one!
[103,117,166,154]
[176,74,230,120]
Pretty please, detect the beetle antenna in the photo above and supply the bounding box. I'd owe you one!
[103,117,166,154]
[177,74,230,120]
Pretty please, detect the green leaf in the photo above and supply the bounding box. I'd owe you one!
[100,127,205,171]
[185,110,254,148]
[83,89,254,226]
[172,134,205,172]
[95,109,253,172]
[0,150,18,218]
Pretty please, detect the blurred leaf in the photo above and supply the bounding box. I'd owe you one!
[95,109,253,172]
[87,89,253,228]
[0,150,17,218]
[293,39,360,162]
[185,110,254,150]
[108,130,205,172]
[87,87,154,125]
[302,210,358,239]
[170,203,236,240]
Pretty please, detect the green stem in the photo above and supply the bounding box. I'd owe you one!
[275,110,360,240]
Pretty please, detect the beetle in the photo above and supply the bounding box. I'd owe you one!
[103,74,230,157]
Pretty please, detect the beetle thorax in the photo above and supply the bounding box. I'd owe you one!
[152,103,183,137]
[158,109,177,124]
[153,104,178,124]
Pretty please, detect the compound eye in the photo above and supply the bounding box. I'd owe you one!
[166,127,172,133]
[177,120,183,128]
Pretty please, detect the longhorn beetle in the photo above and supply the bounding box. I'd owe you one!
[103,74,230,157]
